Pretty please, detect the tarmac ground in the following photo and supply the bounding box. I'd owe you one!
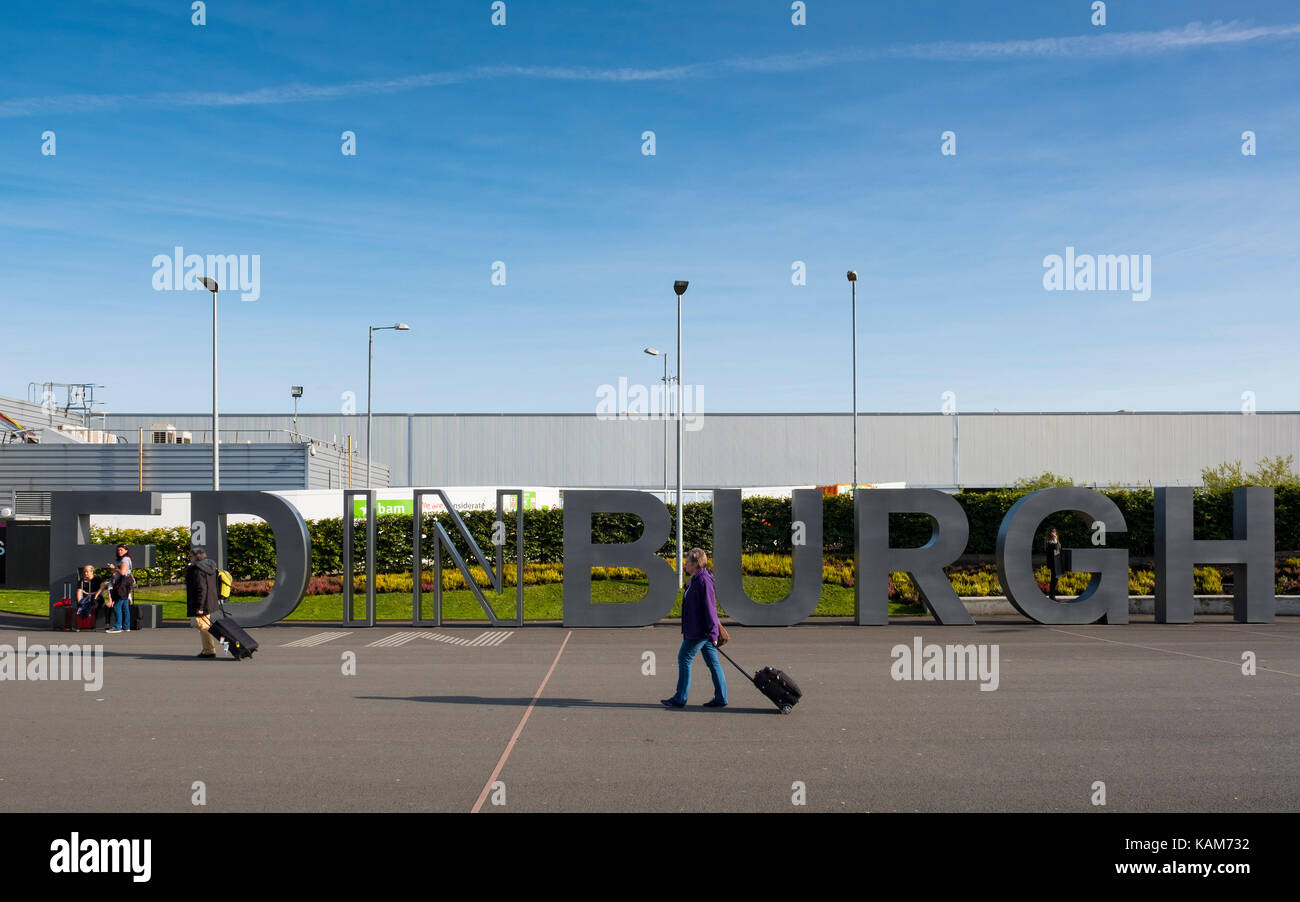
[3,613,1297,812]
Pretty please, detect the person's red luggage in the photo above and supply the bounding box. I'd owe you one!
[51,585,75,631]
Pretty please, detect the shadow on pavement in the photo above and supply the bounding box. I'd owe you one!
[357,695,776,714]
[96,652,242,662]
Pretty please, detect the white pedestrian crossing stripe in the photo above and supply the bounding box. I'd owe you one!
[467,631,512,647]
[366,630,513,648]
[284,629,512,649]
[365,632,422,648]
[280,631,352,648]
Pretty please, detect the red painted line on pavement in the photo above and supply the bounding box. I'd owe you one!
[471,630,573,813]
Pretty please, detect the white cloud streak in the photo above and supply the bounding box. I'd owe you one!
[1,21,1297,118]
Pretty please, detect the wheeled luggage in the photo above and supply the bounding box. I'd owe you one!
[51,601,74,631]
[715,645,802,714]
[209,610,258,660]
[51,585,75,631]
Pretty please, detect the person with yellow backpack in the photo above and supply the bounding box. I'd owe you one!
[186,547,222,658]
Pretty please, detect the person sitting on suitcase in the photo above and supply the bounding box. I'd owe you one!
[661,547,728,709]
[75,565,103,621]
[186,547,221,659]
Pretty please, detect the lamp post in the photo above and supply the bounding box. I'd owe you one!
[673,280,688,587]
[643,347,670,503]
[847,270,858,492]
[199,277,220,489]
[367,323,410,488]
[291,386,303,434]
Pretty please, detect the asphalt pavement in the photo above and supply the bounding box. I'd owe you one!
[2,613,1296,812]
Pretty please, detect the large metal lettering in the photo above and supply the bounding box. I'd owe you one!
[412,488,524,627]
[1154,487,1274,623]
[49,492,159,618]
[855,488,970,625]
[712,488,823,625]
[51,487,1279,628]
[562,490,676,627]
[996,487,1129,625]
[191,491,312,628]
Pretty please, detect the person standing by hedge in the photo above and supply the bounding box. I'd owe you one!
[661,547,728,709]
[106,544,134,633]
[1046,527,1064,600]
[186,547,221,658]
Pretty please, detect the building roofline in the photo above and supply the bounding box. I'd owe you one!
[105,410,1300,418]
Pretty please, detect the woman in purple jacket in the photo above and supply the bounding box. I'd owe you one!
[661,547,728,709]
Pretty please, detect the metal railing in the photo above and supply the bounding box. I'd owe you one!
[140,428,356,455]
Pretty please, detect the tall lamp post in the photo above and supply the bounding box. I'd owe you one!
[367,323,410,488]
[199,277,220,489]
[291,385,303,434]
[643,347,670,502]
[673,280,688,587]
[847,270,858,492]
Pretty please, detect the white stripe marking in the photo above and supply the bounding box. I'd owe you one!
[280,631,351,648]
[365,632,422,648]
[281,629,516,649]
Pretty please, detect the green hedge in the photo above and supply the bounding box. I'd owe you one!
[91,487,1300,581]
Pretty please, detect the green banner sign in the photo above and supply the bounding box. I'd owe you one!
[352,498,413,518]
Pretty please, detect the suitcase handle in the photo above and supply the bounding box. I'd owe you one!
[713,643,758,686]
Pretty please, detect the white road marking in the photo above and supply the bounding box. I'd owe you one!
[281,629,514,649]
[365,632,421,648]
[280,631,352,648]
[468,631,512,647]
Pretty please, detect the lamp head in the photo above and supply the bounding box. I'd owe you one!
[673,280,689,296]
[199,277,219,292]
[846,271,858,282]
[291,386,303,399]
[394,323,410,330]
[644,347,661,356]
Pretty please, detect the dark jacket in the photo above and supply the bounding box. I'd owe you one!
[681,568,721,644]
[1046,540,1065,577]
[110,558,134,600]
[186,559,220,617]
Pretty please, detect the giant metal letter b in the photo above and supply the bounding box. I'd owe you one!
[562,490,676,627]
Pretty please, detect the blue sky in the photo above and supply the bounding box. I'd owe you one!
[0,0,1297,416]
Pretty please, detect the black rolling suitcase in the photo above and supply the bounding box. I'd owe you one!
[716,646,802,714]
[209,604,259,661]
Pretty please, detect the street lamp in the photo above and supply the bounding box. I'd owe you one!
[199,277,220,489]
[367,323,410,488]
[291,386,303,434]
[847,270,858,493]
[673,280,689,587]
[644,347,671,503]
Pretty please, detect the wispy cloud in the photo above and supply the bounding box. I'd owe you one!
[890,20,1300,61]
[2,21,1297,118]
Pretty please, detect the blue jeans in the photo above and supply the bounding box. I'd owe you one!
[670,639,727,705]
[112,597,131,631]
